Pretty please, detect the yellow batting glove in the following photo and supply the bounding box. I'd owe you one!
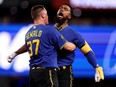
[95,66,104,82]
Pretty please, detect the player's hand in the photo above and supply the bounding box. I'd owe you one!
[95,66,104,82]
[7,52,17,63]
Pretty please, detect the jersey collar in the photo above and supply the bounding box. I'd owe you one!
[54,23,68,31]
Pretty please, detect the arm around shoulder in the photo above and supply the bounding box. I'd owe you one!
[63,42,76,51]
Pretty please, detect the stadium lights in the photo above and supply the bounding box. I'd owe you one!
[70,0,116,9]
[0,0,3,4]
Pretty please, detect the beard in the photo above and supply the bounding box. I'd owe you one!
[54,16,69,25]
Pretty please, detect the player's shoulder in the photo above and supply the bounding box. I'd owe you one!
[46,25,58,33]
[26,25,34,33]
[67,26,81,35]
[46,25,56,30]
[66,26,75,32]
[36,24,46,29]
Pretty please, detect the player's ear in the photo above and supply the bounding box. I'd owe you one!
[41,13,45,18]
[41,13,44,18]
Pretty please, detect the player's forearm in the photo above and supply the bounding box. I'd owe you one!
[79,41,104,81]
[15,44,28,55]
[85,51,98,68]
[63,42,76,51]
[7,44,28,63]
[80,41,98,68]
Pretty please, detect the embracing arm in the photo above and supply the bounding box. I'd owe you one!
[62,42,76,51]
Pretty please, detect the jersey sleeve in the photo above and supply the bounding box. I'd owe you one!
[72,31,85,48]
[47,26,67,49]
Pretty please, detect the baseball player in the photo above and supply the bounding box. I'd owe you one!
[54,3,104,87]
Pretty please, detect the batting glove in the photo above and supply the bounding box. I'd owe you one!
[95,66,104,82]
[7,52,17,63]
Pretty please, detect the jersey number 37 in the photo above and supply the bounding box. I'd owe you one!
[27,39,40,57]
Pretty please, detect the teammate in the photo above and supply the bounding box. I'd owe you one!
[54,3,104,87]
[7,3,104,87]
[7,5,76,87]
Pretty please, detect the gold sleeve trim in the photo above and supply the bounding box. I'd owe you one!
[80,41,92,54]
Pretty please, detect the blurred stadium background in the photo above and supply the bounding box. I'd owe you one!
[0,0,116,87]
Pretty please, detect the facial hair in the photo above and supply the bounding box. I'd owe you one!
[54,16,68,25]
